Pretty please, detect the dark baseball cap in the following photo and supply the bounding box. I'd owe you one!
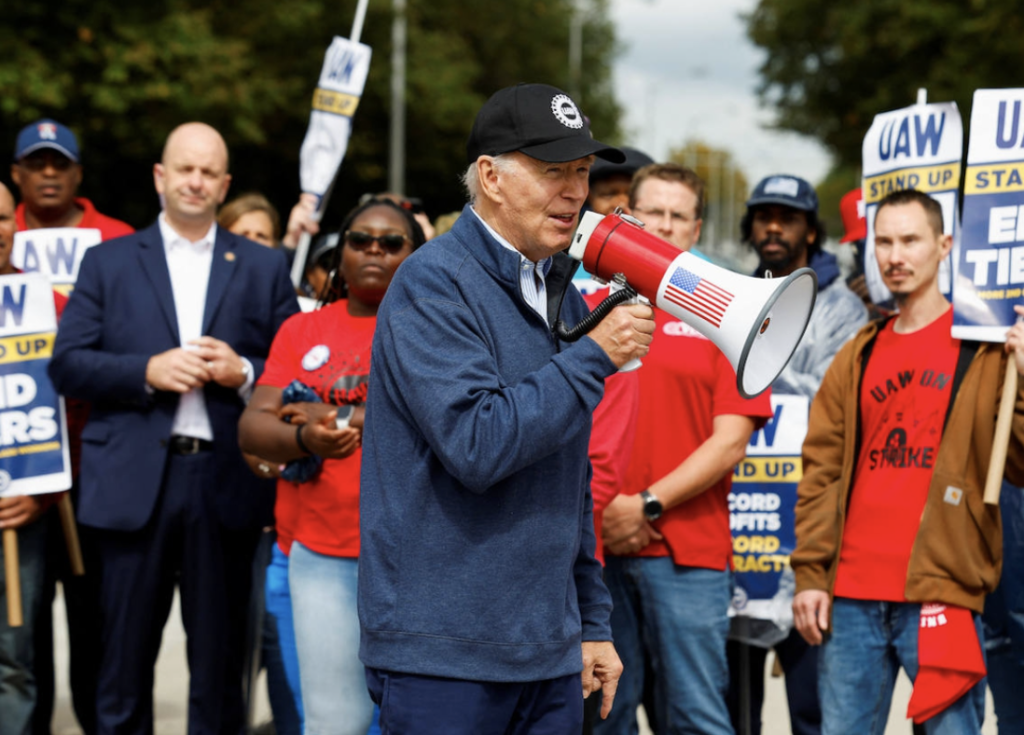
[589,146,654,184]
[308,233,339,270]
[746,175,818,213]
[466,83,624,164]
[14,119,80,163]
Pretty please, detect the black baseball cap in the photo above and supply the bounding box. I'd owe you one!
[466,83,624,164]
[589,146,655,184]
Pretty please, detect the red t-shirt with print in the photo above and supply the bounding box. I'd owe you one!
[258,300,374,558]
[615,309,773,570]
[834,308,960,601]
[584,289,640,564]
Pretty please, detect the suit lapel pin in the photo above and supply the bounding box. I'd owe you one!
[224,251,236,262]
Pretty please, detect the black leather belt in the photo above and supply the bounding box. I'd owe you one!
[169,435,214,455]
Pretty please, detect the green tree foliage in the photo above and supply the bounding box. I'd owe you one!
[669,140,751,265]
[0,0,621,230]
[814,162,860,243]
[746,0,1024,169]
[669,139,749,221]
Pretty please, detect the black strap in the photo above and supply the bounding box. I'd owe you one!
[852,316,893,466]
[942,340,982,433]
[547,251,581,334]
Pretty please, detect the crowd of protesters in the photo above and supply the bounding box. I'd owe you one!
[0,79,1022,735]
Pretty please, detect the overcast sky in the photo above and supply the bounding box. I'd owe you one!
[608,0,833,189]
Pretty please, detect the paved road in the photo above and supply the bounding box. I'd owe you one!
[49,588,997,734]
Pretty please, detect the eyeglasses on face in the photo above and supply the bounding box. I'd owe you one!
[344,230,409,253]
[19,152,74,173]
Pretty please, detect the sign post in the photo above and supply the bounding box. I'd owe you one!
[729,394,807,638]
[11,228,101,296]
[290,0,373,288]
[952,89,1024,504]
[0,273,73,625]
[862,101,963,305]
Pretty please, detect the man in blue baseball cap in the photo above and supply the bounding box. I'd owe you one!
[6,118,132,735]
[725,175,867,735]
[11,119,132,237]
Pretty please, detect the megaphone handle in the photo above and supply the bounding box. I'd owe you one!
[609,283,649,373]
[619,357,642,373]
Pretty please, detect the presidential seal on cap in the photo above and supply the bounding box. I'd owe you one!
[466,83,624,164]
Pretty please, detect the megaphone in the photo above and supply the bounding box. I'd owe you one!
[566,210,817,399]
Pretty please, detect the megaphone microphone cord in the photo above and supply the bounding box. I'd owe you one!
[553,280,638,343]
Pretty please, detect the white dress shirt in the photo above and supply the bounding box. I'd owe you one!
[471,207,552,321]
[156,215,254,441]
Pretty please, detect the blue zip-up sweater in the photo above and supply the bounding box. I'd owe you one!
[358,205,617,682]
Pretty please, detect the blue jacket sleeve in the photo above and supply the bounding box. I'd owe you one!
[48,247,151,404]
[575,467,614,640]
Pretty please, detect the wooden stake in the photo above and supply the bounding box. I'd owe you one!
[57,494,84,576]
[984,360,1018,505]
[3,528,23,627]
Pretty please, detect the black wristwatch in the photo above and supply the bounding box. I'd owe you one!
[640,490,663,521]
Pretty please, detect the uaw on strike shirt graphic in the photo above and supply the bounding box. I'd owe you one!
[0,273,71,497]
[857,345,954,478]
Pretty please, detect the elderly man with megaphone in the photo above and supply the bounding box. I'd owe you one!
[357,83,655,733]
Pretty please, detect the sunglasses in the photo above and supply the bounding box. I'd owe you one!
[344,231,409,253]
[19,153,74,172]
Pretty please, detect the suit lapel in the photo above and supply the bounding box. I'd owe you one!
[137,222,180,343]
[203,228,237,334]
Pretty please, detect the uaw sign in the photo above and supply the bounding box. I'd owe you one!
[299,36,373,199]
[12,227,101,296]
[862,102,963,304]
[729,394,806,631]
[0,273,70,497]
[953,89,1024,341]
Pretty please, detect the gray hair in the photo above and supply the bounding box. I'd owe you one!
[461,154,515,204]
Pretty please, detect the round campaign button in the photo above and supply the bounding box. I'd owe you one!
[302,345,331,371]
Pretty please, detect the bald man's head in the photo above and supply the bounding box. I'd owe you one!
[161,122,230,171]
[154,122,232,237]
[0,182,17,274]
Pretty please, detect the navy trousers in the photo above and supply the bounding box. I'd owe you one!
[366,668,583,735]
[91,450,259,735]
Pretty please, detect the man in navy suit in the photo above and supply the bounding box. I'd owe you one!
[48,122,299,735]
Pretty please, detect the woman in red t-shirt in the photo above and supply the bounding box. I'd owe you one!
[239,198,424,735]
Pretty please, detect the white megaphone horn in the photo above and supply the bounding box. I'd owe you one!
[565,210,817,399]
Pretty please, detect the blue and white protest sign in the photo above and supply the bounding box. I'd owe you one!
[292,35,373,288]
[299,36,372,200]
[953,89,1024,341]
[0,273,70,497]
[11,228,101,295]
[728,394,806,637]
[862,102,963,303]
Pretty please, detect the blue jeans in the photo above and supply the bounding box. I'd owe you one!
[983,480,1024,731]
[595,557,734,735]
[0,516,51,735]
[289,543,373,735]
[821,598,986,735]
[264,542,303,735]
